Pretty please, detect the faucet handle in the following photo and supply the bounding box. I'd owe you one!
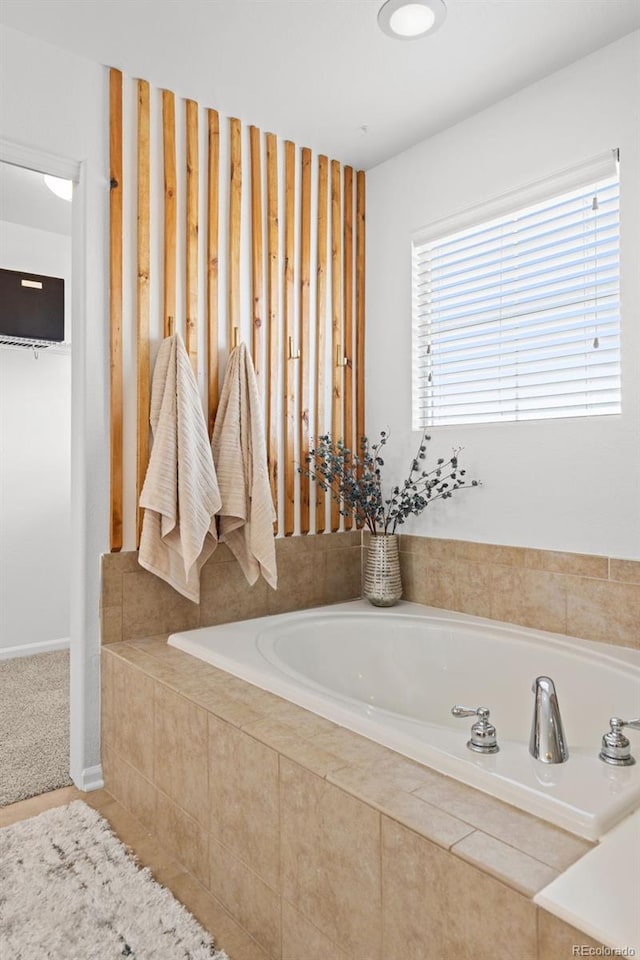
[451,705,499,754]
[451,705,490,719]
[599,717,640,767]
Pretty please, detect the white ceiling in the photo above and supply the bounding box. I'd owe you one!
[0,162,72,236]
[1,0,639,169]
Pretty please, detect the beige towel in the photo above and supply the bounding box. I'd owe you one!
[211,342,277,589]
[139,333,221,602]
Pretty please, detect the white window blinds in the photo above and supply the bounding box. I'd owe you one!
[412,156,621,427]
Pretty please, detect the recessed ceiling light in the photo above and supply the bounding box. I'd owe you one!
[43,174,73,202]
[378,0,446,40]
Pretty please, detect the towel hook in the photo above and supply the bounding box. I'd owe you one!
[168,316,175,337]
[336,344,348,368]
[232,326,239,349]
[288,336,301,361]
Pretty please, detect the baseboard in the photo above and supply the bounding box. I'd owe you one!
[0,637,70,660]
[73,764,104,792]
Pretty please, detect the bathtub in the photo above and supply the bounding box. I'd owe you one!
[169,600,640,840]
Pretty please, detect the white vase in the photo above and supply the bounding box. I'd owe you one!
[363,534,402,607]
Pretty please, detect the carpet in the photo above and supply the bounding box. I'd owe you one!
[0,649,72,806]
[0,800,229,960]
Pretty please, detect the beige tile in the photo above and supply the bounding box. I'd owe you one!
[169,873,272,960]
[399,535,457,561]
[102,550,142,574]
[280,759,382,959]
[101,556,123,607]
[102,747,157,832]
[282,900,350,960]
[307,727,392,766]
[243,718,347,778]
[209,834,281,957]
[208,714,280,888]
[194,689,264,729]
[268,547,327,614]
[455,540,526,568]
[317,530,362,550]
[328,763,473,850]
[154,683,209,827]
[524,549,608,579]
[609,558,640,584]
[411,777,590,871]
[398,551,429,605]
[451,558,492,617]
[100,604,122,644]
[324,547,362,603]
[110,655,155,778]
[200,543,236,566]
[276,534,318,557]
[261,700,337,738]
[200,559,270,628]
[101,649,115,747]
[98,797,183,877]
[452,830,558,896]
[490,566,567,633]
[155,790,209,887]
[341,751,436,794]
[537,909,606,959]
[566,576,640,648]
[121,569,199,640]
[382,817,537,960]
[421,558,460,610]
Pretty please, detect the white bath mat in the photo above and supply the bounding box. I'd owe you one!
[0,800,229,960]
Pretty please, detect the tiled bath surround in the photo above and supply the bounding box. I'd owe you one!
[397,535,640,649]
[102,639,606,960]
[99,533,637,957]
[100,531,362,644]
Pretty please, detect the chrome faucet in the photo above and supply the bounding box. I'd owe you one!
[529,676,569,764]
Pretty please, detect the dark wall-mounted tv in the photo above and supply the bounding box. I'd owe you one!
[0,268,65,342]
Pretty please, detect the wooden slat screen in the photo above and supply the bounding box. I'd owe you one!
[135,79,150,548]
[283,141,296,536]
[185,99,199,370]
[108,73,365,550]
[299,147,312,535]
[314,155,329,534]
[266,132,280,531]
[162,90,177,339]
[109,67,123,552]
[207,109,220,433]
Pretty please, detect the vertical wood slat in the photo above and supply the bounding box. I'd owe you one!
[299,147,312,535]
[343,165,354,531]
[283,140,296,536]
[136,79,150,548]
[207,109,220,433]
[185,99,198,371]
[355,171,366,495]
[330,159,342,532]
[266,133,279,531]
[228,117,242,347]
[315,156,329,534]
[109,68,123,551]
[250,126,264,382]
[162,90,177,338]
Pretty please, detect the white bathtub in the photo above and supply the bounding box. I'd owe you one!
[169,600,640,840]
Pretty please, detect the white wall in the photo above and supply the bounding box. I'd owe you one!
[0,220,72,652]
[0,23,108,786]
[366,31,640,559]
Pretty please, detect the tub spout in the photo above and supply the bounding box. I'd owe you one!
[530,677,568,763]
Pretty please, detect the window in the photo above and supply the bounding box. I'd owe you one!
[412,152,621,427]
